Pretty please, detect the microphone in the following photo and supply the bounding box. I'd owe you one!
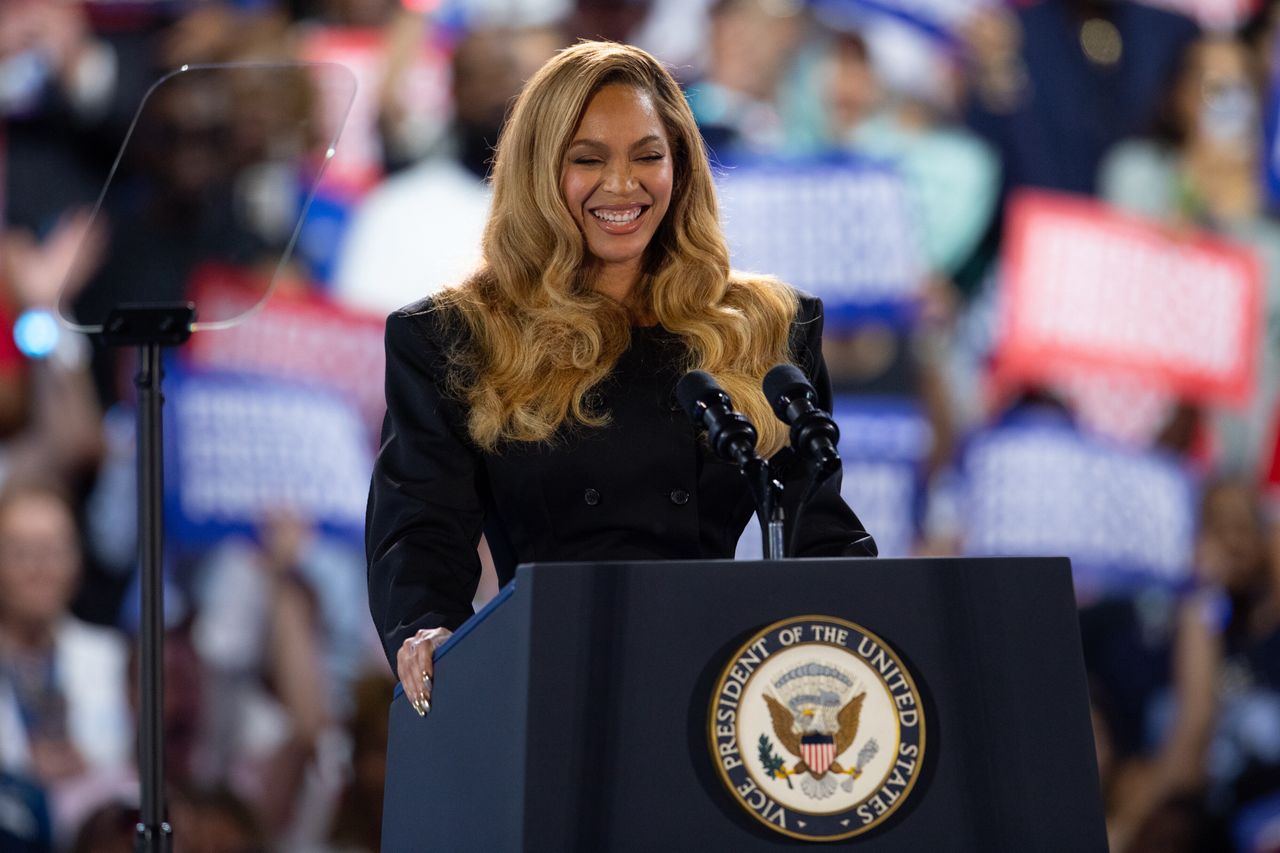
[676,369,785,559]
[675,370,759,466]
[763,364,840,475]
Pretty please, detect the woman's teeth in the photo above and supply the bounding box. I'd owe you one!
[592,207,643,224]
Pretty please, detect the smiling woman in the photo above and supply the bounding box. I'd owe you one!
[561,84,674,305]
[365,41,876,714]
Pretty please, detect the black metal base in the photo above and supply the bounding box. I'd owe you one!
[134,821,172,853]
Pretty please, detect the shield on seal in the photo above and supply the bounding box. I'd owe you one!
[800,734,836,776]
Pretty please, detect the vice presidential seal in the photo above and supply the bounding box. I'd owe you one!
[708,615,926,842]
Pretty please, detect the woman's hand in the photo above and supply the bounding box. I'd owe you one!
[397,626,452,716]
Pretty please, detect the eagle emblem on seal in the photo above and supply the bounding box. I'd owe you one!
[760,662,880,800]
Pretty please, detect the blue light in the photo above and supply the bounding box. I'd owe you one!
[14,309,59,359]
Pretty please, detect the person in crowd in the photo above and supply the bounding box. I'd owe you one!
[69,800,135,853]
[1099,33,1280,475]
[168,787,268,853]
[684,0,809,155]
[326,671,396,853]
[333,24,562,315]
[824,24,999,288]
[0,481,132,842]
[0,766,52,852]
[818,23,1001,472]
[366,40,876,712]
[192,513,363,841]
[0,0,153,233]
[1095,477,1280,852]
[962,0,1198,196]
[0,211,106,492]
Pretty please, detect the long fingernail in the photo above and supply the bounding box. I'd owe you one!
[413,698,426,717]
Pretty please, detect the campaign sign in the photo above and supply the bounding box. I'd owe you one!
[958,414,1196,593]
[294,184,354,286]
[716,155,925,329]
[1267,49,1280,213]
[809,0,989,43]
[184,265,387,437]
[735,394,926,558]
[164,367,372,547]
[832,396,929,559]
[999,191,1262,407]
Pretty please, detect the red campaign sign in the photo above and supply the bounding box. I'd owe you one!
[298,26,451,195]
[183,265,387,436]
[996,190,1263,407]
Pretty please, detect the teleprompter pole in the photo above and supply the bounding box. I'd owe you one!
[101,304,195,853]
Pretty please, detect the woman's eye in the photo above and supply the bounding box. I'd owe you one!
[638,154,665,162]
[573,157,603,165]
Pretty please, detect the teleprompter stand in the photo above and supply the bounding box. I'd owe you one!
[101,303,196,853]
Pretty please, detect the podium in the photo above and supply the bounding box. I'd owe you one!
[382,558,1107,852]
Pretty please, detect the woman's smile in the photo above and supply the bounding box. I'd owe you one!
[589,203,651,233]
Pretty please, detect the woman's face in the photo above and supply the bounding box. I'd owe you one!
[0,495,80,630]
[1175,38,1257,147]
[561,84,674,276]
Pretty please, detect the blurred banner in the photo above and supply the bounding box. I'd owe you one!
[809,0,989,42]
[833,396,929,558]
[299,26,450,195]
[184,265,387,437]
[997,190,1262,407]
[958,411,1197,594]
[735,395,927,559]
[164,366,372,548]
[717,155,925,329]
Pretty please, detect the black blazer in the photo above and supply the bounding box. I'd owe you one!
[366,292,875,668]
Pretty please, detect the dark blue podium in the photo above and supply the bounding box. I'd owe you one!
[382,558,1107,852]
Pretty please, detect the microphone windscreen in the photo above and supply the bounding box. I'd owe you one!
[675,370,721,422]
[762,363,812,419]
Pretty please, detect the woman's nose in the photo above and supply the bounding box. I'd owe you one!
[602,160,638,193]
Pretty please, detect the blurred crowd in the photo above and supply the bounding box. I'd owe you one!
[1,0,1279,850]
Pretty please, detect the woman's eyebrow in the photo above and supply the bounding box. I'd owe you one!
[566,135,666,150]
[629,134,664,149]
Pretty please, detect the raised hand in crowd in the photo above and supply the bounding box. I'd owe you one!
[1,208,106,309]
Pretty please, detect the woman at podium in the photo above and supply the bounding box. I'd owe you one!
[366,41,875,714]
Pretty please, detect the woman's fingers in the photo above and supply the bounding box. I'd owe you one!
[397,627,452,716]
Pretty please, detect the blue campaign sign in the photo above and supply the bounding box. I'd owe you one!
[808,0,987,44]
[736,394,927,558]
[716,154,926,329]
[296,184,353,287]
[1266,52,1280,211]
[164,367,373,547]
[957,417,1197,593]
[833,396,929,559]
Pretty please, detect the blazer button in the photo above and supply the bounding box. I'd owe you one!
[584,488,601,506]
[669,489,690,506]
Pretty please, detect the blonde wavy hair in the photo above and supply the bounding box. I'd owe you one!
[436,40,798,455]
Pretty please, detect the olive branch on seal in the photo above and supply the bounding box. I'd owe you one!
[758,734,793,789]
